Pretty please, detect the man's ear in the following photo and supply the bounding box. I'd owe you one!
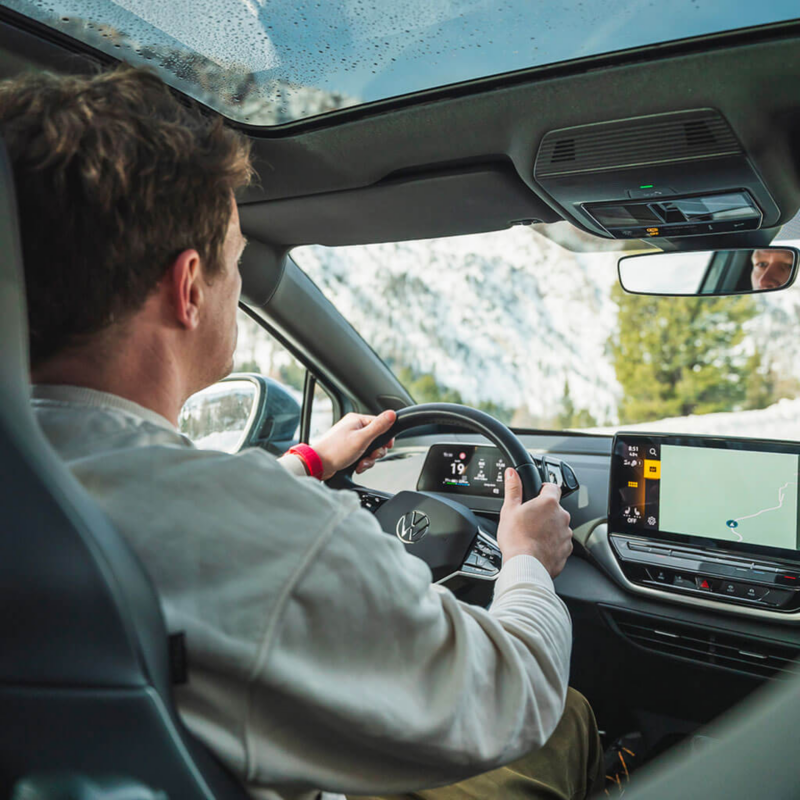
[167,249,203,330]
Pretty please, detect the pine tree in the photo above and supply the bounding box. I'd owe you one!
[743,349,776,410]
[557,379,576,428]
[557,378,598,429]
[609,284,759,424]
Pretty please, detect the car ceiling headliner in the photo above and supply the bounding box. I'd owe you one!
[237,25,800,249]
[2,15,800,250]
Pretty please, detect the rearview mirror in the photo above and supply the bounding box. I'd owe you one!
[618,247,798,296]
[179,374,301,454]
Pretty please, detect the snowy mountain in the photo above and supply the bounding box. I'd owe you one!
[293,230,800,431]
[295,228,622,425]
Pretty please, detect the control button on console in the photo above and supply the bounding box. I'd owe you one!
[750,568,777,584]
[776,573,800,587]
[647,568,672,584]
[740,584,769,602]
[719,581,739,597]
[696,577,717,592]
[627,187,676,199]
[672,574,696,590]
[732,567,754,579]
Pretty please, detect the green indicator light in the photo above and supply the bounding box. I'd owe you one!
[639,184,654,189]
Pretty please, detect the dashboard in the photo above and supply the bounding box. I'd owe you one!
[359,429,800,724]
[363,430,800,619]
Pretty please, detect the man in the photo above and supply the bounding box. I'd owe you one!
[1,67,602,800]
[750,248,794,291]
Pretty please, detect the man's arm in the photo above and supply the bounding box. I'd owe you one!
[277,409,396,479]
[244,480,572,795]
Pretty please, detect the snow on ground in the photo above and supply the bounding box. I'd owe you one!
[585,398,800,441]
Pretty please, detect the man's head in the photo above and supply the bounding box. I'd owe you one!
[0,67,252,396]
[750,249,794,291]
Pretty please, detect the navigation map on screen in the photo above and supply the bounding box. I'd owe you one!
[659,446,799,550]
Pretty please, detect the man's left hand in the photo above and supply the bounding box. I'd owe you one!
[311,410,397,480]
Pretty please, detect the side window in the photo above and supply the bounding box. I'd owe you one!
[310,380,334,441]
[233,308,305,395]
[179,308,336,453]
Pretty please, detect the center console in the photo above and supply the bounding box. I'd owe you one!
[608,433,800,612]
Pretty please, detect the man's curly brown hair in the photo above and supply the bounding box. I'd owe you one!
[0,67,253,367]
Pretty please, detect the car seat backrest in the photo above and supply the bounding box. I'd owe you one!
[0,140,248,798]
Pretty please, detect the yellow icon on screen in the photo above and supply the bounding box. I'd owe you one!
[628,481,639,488]
[644,459,661,479]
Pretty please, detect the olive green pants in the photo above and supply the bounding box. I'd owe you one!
[350,689,604,800]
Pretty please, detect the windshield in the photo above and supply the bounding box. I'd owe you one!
[5,0,800,125]
[292,229,800,441]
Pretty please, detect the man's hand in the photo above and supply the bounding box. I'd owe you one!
[497,469,573,578]
[311,410,397,480]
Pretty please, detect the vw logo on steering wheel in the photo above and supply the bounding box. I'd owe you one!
[396,510,430,544]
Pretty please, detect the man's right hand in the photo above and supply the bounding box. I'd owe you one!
[497,468,573,578]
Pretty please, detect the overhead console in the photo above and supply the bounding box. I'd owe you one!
[607,433,800,613]
[534,109,781,241]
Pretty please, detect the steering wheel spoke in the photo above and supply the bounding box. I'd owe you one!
[354,486,394,513]
[454,528,503,581]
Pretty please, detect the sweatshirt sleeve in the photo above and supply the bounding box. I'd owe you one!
[277,453,310,479]
[243,504,572,795]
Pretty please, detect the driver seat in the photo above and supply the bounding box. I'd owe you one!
[0,142,249,797]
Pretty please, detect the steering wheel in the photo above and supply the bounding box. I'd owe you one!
[327,403,544,585]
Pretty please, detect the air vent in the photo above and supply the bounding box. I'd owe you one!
[604,607,800,680]
[550,138,576,163]
[684,119,717,149]
[535,109,742,178]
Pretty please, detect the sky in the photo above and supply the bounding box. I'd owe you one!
[8,0,800,122]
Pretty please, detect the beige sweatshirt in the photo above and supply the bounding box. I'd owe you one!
[32,384,572,800]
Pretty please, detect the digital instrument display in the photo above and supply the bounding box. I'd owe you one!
[609,434,800,559]
[417,445,508,497]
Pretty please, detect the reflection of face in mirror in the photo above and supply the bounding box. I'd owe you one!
[618,247,796,296]
[750,249,794,291]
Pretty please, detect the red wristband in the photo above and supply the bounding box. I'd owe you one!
[288,444,324,480]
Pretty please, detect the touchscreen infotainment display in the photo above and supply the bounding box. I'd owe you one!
[609,434,800,557]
